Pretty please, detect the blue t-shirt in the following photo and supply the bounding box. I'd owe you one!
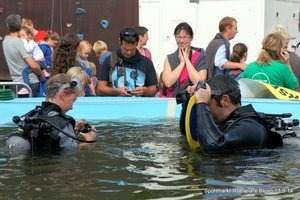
[99,51,112,65]
[98,49,157,90]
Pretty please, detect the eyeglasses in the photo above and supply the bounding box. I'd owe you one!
[175,36,191,41]
[122,32,138,38]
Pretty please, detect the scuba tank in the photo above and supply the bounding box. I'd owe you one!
[4,105,100,154]
[4,108,41,153]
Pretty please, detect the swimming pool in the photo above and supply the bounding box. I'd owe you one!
[0,121,299,199]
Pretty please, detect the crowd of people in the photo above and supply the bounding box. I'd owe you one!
[3,13,300,153]
[3,14,300,99]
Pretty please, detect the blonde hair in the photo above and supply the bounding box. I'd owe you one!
[45,74,76,99]
[268,25,290,45]
[93,40,108,54]
[79,40,92,52]
[257,33,285,65]
[67,66,91,89]
[89,62,97,77]
[21,18,33,26]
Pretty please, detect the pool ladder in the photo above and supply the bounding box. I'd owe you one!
[0,82,32,98]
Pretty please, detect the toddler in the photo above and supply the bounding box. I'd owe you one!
[76,40,94,95]
[19,26,48,95]
[89,62,98,88]
[92,40,111,66]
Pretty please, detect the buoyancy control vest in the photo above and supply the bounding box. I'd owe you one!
[32,102,75,150]
[218,110,283,148]
[11,102,75,151]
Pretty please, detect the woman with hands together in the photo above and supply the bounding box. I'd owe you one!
[159,22,208,98]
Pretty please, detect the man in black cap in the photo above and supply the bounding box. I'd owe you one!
[97,27,158,97]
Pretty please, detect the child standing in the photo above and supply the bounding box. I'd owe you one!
[92,40,111,66]
[89,62,98,89]
[76,40,94,95]
[67,66,94,97]
[38,30,60,96]
[226,43,248,81]
[18,26,48,95]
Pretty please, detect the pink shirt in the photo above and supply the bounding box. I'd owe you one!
[159,51,200,98]
[144,48,152,60]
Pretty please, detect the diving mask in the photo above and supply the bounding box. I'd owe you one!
[53,76,83,99]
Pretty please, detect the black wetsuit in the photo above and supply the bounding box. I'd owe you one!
[195,103,283,153]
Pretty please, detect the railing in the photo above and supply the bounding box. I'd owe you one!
[0,82,32,98]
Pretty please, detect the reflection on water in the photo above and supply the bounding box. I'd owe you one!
[0,121,300,199]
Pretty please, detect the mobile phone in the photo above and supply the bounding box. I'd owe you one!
[127,90,132,94]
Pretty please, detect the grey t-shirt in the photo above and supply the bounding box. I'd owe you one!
[2,36,39,83]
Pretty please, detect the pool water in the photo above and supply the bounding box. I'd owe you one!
[0,121,299,199]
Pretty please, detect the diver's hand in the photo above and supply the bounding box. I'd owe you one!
[79,126,96,141]
[194,83,211,104]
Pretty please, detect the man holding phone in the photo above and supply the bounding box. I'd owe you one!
[97,27,158,97]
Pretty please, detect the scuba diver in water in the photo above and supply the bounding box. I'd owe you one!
[4,73,99,153]
[181,75,289,153]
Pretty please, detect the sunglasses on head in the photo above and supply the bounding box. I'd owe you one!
[122,32,137,38]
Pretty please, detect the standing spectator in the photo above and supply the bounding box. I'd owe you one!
[51,33,80,76]
[67,66,94,97]
[97,27,158,97]
[134,26,152,60]
[226,43,248,81]
[160,22,208,98]
[89,62,98,88]
[76,40,94,95]
[38,30,60,96]
[18,26,48,95]
[3,14,44,97]
[268,25,300,92]
[206,16,247,78]
[92,40,111,67]
[243,33,298,90]
[21,18,47,43]
[135,26,159,82]
[294,13,300,57]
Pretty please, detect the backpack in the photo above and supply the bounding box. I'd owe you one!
[108,52,127,87]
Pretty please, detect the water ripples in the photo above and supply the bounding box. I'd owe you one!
[0,122,299,199]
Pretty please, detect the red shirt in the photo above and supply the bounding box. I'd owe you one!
[35,30,47,43]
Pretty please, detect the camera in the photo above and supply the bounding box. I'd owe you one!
[196,81,206,90]
[175,81,206,105]
[275,119,299,131]
[79,122,92,133]
[175,90,190,105]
